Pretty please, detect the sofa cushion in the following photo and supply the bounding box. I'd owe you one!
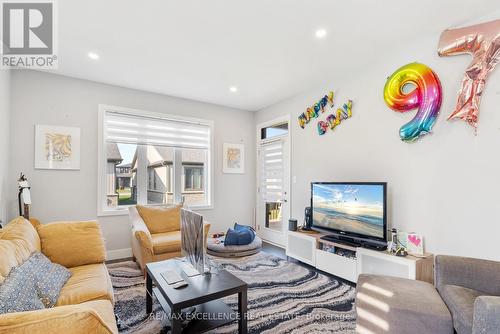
[56,263,114,306]
[0,254,45,314]
[0,217,41,284]
[440,284,486,334]
[37,221,106,268]
[151,231,181,254]
[136,205,181,234]
[0,300,118,334]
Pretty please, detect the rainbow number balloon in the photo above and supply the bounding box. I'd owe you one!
[384,63,442,142]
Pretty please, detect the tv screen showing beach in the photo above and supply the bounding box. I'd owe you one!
[312,183,385,239]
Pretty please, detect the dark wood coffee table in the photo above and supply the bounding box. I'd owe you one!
[146,259,248,334]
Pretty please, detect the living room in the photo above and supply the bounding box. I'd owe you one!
[0,1,499,334]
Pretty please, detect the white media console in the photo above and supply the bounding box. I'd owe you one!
[286,230,434,284]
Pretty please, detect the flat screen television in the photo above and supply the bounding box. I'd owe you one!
[311,182,387,245]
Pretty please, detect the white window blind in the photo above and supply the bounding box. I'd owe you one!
[259,140,284,202]
[105,111,211,150]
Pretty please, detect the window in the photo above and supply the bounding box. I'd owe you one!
[260,122,288,140]
[98,106,213,215]
[183,165,204,191]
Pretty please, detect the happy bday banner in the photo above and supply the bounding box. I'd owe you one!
[298,91,353,135]
[298,91,334,129]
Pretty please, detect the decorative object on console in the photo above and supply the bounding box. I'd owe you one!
[298,91,334,129]
[223,143,245,174]
[34,125,81,170]
[438,19,500,130]
[302,206,313,231]
[388,228,398,253]
[406,232,424,256]
[384,62,442,142]
[17,173,31,219]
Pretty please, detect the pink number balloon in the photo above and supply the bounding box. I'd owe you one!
[384,63,442,142]
[438,19,500,129]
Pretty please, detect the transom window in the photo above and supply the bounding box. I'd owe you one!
[98,106,213,215]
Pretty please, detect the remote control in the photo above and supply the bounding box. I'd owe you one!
[172,281,188,289]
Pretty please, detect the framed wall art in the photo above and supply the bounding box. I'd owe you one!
[34,125,81,170]
[223,143,244,174]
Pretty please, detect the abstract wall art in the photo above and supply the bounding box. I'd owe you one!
[34,125,81,170]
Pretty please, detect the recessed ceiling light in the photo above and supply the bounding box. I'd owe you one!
[315,29,327,39]
[88,52,99,60]
[229,86,238,93]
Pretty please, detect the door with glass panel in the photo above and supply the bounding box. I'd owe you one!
[257,119,290,246]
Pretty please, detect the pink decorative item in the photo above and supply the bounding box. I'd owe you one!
[406,233,424,256]
[437,19,500,130]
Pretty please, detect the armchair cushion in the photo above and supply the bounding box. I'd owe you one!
[136,205,181,234]
[37,221,106,268]
[440,284,486,334]
[151,231,181,254]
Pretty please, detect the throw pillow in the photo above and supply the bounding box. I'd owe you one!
[30,252,72,307]
[0,256,44,314]
[0,252,71,314]
[136,205,181,234]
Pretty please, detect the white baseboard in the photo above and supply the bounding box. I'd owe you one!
[107,248,132,261]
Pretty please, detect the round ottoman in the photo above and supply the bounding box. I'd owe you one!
[207,235,262,257]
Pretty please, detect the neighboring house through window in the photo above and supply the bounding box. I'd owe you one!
[98,105,213,215]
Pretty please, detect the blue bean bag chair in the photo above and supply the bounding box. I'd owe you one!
[225,223,255,246]
[207,223,261,258]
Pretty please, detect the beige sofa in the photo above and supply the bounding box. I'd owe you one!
[130,205,210,273]
[0,217,117,334]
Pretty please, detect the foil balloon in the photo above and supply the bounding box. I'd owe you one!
[437,19,500,130]
[317,121,328,135]
[298,91,334,129]
[384,63,442,142]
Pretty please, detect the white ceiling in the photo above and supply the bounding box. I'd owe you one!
[52,0,498,111]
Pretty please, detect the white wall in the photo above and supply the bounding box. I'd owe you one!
[8,70,255,256]
[255,25,500,261]
[0,70,10,226]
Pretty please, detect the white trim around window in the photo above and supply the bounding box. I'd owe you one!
[97,104,215,216]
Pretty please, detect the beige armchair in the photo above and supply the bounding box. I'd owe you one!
[129,205,210,273]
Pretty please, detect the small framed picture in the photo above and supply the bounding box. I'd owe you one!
[406,233,424,256]
[223,143,244,174]
[35,125,81,170]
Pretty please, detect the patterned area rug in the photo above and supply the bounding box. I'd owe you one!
[107,252,356,333]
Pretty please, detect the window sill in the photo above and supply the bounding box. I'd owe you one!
[97,203,214,217]
[97,208,131,217]
[187,204,214,211]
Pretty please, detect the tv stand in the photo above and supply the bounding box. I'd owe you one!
[320,235,361,248]
[286,230,434,284]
